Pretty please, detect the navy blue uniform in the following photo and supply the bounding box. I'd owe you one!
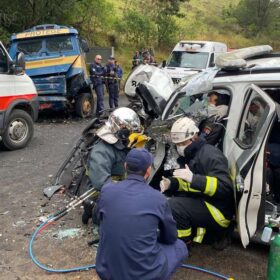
[95,174,188,280]
[89,62,104,116]
[105,63,119,108]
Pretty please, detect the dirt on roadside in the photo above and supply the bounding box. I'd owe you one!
[0,111,269,280]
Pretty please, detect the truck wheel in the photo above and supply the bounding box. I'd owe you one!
[2,109,34,150]
[75,93,94,118]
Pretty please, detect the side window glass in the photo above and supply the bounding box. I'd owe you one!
[238,95,269,146]
[209,53,215,67]
[0,47,8,73]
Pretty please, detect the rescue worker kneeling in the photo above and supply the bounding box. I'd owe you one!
[160,117,234,247]
[95,148,188,280]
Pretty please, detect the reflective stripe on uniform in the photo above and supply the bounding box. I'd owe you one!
[193,227,206,243]
[205,201,230,228]
[177,178,200,193]
[204,176,217,196]
[177,228,192,238]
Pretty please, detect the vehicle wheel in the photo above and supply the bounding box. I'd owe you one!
[2,109,34,150]
[75,93,94,118]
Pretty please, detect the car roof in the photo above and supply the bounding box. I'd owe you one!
[247,56,280,68]
[215,46,280,79]
[215,45,280,69]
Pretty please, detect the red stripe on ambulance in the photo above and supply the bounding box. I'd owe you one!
[0,93,37,110]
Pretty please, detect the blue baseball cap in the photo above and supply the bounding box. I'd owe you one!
[125,148,153,172]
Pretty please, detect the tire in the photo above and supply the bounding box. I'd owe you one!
[75,93,94,118]
[2,109,34,150]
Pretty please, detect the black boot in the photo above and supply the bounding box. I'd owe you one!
[82,199,95,225]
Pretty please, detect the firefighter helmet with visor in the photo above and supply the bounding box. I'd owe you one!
[97,107,141,144]
[171,117,199,144]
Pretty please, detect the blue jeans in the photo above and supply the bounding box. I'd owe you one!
[161,239,188,280]
[95,84,104,116]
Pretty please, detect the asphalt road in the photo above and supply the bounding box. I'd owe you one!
[0,95,269,280]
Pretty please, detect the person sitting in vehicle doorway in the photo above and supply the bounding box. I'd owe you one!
[199,91,229,146]
[82,107,148,224]
[95,148,188,280]
[160,117,235,249]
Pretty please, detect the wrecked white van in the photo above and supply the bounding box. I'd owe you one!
[133,45,280,247]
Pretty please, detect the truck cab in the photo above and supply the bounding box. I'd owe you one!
[0,41,38,150]
[162,41,227,85]
[9,24,93,118]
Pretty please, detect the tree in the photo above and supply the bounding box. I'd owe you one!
[0,0,75,42]
[233,0,280,36]
[121,0,188,47]
[138,0,189,46]
[116,11,156,46]
[69,0,114,46]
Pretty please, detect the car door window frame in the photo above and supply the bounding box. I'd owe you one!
[234,86,271,150]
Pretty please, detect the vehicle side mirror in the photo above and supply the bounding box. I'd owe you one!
[80,39,89,53]
[13,52,25,74]
[162,60,166,68]
[209,62,215,67]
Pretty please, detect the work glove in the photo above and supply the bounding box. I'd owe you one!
[173,164,193,183]
[160,176,171,193]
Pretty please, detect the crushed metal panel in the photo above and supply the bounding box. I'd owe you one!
[124,64,158,97]
[180,68,218,96]
[215,45,273,69]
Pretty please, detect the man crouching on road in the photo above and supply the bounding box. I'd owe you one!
[95,148,188,280]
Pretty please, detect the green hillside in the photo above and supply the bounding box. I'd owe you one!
[0,0,279,77]
[106,0,279,76]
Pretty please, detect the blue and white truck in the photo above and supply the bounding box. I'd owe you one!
[9,24,93,118]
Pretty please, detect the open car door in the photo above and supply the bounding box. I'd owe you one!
[227,84,276,247]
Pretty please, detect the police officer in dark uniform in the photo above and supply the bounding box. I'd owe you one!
[95,148,188,280]
[104,56,119,109]
[160,117,234,247]
[89,55,105,117]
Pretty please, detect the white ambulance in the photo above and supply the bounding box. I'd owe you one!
[162,41,227,84]
[0,41,38,150]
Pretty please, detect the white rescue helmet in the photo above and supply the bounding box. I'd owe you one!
[171,117,199,144]
[97,107,141,144]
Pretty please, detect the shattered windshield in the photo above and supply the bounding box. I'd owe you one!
[167,92,208,120]
[166,51,209,69]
